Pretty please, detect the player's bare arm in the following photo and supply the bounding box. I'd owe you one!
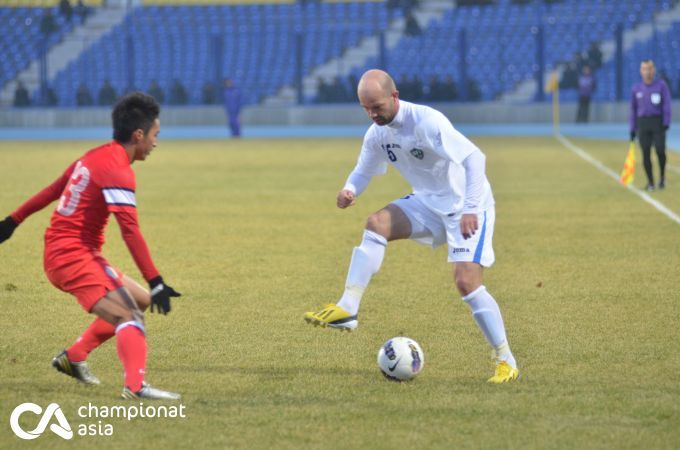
[337,189,356,209]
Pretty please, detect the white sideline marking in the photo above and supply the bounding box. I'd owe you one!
[556,134,680,226]
[667,164,680,175]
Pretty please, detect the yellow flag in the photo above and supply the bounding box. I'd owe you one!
[545,71,559,93]
[619,142,635,185]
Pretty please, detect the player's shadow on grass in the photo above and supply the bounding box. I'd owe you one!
[157,365,373,378]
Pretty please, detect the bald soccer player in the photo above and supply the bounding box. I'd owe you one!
[303,69,519,383]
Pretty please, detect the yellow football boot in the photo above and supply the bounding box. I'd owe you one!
[303,303,358,331]
[487,361,519,384]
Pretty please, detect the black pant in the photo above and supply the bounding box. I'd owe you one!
[576,96,590,123]
[637,116,666,185]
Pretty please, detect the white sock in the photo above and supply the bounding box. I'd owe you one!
[462,285,516,368]
[336,230,387,315]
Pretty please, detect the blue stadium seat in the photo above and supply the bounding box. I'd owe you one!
[0,6,75,94]
[4,0,675,106]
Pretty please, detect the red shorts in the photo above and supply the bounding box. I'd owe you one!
[44,249,124,312]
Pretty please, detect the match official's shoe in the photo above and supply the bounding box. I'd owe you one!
[303,303,358,331]
[645,183,655,192]
[122,382,181,400]
[51,350,101,385]
[487,361,519,384]
[659,178,666,190]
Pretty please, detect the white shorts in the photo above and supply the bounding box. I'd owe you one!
[391,193,495,267]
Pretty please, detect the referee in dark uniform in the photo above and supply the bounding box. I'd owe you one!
[629,59,672,191]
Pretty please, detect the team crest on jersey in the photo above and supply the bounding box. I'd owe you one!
[410,148,424,160]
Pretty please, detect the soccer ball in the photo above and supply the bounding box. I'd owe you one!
[377,337,424,381]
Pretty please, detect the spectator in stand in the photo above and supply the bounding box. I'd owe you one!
[222,78,242,137]
[386,0,418,13]
[401,75,423,102]
[467,78,481,101]
[76,83,93,106]
[59,0,73,22]
[574,52,585,71]
[169,79,188,105]
[44,85,59,106]
[75,0,89,25]
[398,75,411,101]
[348,74,359,98]
[658,70,672,91]
[576,65,596,123]
[98,80,117,106]
[148,80,164,104]
[123,84,138,96]
[560,61,578,89]
[40,9,57,38]
[402,0,419,14]
[316,77,330,103]
[426,76,441,101]
[331,76,350,103]
[429,75,458,102]
[404,12,422,36]
[202,81,217,104]
[410,75,425,102]
[586,42,603,70]
[440,75,458,101]
[14,81,30,107]
[457,0,493,5]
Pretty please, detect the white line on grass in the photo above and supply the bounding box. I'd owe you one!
[556,134,680,225]
[667,164,680,174]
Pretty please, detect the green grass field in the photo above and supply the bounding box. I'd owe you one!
[1,136,679,449]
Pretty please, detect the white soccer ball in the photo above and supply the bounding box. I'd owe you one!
[377,337,424,381]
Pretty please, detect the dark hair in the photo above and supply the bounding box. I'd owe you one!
[112,92,160,143]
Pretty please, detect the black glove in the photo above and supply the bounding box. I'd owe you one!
[664,125,669,131]
[149,276,181,315]
[630,131,636,141]
[0,216,18,244]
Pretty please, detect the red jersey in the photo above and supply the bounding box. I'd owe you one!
[11,141,160,281]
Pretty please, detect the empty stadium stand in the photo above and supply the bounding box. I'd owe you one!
[0,6,75,93]
[51,1,396,106]
[0,0,677,107]
[352,0,676,102]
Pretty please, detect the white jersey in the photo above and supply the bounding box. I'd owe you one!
[347,100,494,216]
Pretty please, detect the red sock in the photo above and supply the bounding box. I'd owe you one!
[66,318,116,362]
[115,325,147,392]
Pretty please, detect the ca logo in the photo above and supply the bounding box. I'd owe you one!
[10,403,73,440]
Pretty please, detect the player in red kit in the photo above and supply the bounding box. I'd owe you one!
[0,93,181,400]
